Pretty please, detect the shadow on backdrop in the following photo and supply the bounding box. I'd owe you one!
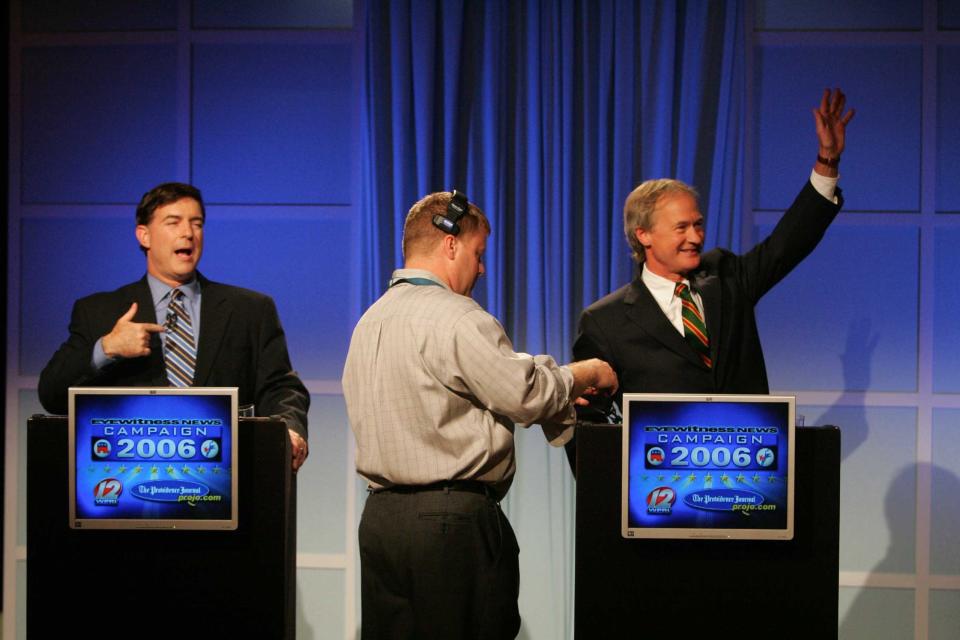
[838,463,960,638]
[815,318,877,462]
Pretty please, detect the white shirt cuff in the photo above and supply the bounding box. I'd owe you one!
[810,169,839,203]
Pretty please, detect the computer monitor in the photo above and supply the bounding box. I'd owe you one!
[621,393,795,540]
[68,387,239,530]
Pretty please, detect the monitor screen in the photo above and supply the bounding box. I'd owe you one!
[621,393,795,540]
[68,387,239,530]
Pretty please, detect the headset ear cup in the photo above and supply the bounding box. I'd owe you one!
[432,214,460,235]
[432,190,469,235]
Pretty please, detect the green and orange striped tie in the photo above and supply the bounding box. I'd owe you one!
[675,282,712,369]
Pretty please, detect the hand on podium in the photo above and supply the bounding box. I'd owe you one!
[289,429,309,472]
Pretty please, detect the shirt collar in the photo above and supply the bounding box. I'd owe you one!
[388,268,451,291]
[146,273,201,306]
[641,263,691,305]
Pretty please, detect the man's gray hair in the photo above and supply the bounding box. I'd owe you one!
[623,178,699,263]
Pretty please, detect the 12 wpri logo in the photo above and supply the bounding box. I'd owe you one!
[646,487,676,515]
[93,478,122,506]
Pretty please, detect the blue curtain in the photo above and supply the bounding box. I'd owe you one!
[359,1,746,636]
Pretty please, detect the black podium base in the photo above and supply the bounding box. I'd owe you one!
[574,424,840,638]
[27,416,296,639]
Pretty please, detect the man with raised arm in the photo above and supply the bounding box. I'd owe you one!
[569,88,854,465]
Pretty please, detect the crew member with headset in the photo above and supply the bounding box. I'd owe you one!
[342,190,618,639]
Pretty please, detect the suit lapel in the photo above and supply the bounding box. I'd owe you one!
[193,275,232,386]
[132,277,158,323]
[624,278,704,368]
[692,271,722,369]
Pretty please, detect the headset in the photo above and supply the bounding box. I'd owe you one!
[432,189,469,236]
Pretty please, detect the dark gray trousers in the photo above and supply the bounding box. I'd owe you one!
[358,487,521,640]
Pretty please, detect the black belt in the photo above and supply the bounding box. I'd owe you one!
[371,480,490,496]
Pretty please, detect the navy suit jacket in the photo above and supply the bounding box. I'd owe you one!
[572,180,842,417]
[38,273,309,439]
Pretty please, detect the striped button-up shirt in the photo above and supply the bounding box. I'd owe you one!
[342,269,575,499]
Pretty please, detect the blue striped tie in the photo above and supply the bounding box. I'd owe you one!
[164,289,197,386]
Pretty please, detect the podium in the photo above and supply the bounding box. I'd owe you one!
[27,415,297,638]
[575,424,840,638]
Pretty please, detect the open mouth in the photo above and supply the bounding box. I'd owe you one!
[175,248,194,258]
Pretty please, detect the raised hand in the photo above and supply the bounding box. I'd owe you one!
[101,302,165,359]
[813,87,855,161]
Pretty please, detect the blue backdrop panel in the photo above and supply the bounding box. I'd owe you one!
[19,216,145,376]
[931,410,960,575]
[938,46,960,212]
[192,43,353,204]
[803,405,917,574]
[942,0,960,29]
[21,45,178,204]
[757,222,918,392]
[934,228,960,391]
[21,0,177,32]
[200,210,352,380]
[193,0,353,29]
[298,394,349,554]
[755,0,921,30]
[753,44,921,212]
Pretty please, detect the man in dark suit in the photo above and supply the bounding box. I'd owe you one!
[38,182,310,471]
[570,88,853,445]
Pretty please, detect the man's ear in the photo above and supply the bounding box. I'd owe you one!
[635,227,651,250]
[440,233,457,259]
[136,225,150,251]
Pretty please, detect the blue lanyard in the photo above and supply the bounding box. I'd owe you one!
[389,277,444,289]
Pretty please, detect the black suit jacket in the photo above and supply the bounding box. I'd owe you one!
[573,180,842,413]
[38,273,309,439]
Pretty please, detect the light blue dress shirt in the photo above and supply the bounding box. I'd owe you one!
[91,274,202,370]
